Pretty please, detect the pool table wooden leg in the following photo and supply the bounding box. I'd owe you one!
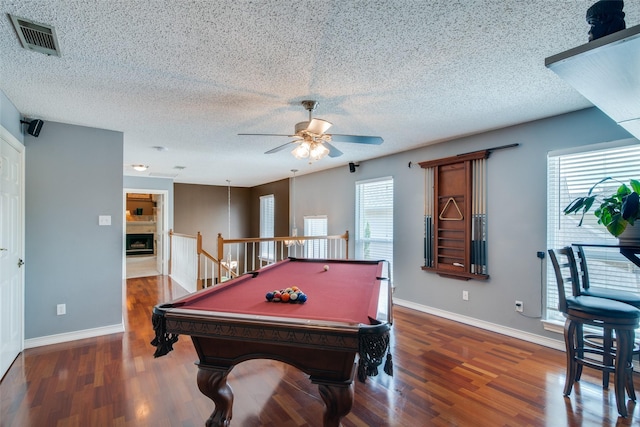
[196,365,233,427]
[316,381,354,427]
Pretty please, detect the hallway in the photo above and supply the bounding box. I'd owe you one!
[125,255,160,279]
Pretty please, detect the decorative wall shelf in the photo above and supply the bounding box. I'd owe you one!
[545,24,640,140]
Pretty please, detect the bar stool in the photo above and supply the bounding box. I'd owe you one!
[574,245,640,387]
[548,247,640,417]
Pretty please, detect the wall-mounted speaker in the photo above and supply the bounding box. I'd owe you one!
[21,119,44,137]
[349,162,359,173]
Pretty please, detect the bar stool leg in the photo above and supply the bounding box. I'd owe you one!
[602,328,613,389]
[575,323,584,381]
[614,328,632,417]
[624,331,637,402]
[563,319,579,396]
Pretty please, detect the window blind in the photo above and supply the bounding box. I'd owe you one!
[303,216,327,258]
[260,195,275,260]
[546,142,640,321]
[355,177,394,275]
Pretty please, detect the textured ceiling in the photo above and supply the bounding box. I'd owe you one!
[1,1,638,187]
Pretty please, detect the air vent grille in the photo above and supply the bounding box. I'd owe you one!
[149,172,179,178]
[9,14,61,57]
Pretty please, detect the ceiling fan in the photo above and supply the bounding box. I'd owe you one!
[239,100,383,161]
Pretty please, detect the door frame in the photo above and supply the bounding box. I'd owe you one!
[0,125,25,378]
[122,188,169,279]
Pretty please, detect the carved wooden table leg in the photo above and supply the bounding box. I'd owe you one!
[317,381,354,427]
[197,365,234,427]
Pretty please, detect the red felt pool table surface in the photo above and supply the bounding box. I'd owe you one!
[152,257,392,427]
[170,257,385,325]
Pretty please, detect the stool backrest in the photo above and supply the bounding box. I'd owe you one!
[548,247,582,314]
[574,245,591,291]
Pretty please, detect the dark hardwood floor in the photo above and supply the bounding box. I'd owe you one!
[2,275,640,426]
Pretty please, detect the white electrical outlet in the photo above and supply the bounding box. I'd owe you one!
[462,290,469,301]
[57,303,66,315]
[515,300,523,313]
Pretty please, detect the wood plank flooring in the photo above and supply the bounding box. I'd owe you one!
[2,275,640,426]
[125,255,160,279]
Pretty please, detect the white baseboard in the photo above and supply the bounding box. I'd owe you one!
[393,298,565,352]
[24,323,125,349]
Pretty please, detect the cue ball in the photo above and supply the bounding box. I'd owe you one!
[323,265,329,271]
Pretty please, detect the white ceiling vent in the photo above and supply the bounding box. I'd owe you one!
[8,14,61,57]
[149,172,179,178]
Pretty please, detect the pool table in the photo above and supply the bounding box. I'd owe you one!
[151,257,393,427]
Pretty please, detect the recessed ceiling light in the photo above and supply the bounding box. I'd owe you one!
[132,164,148,171]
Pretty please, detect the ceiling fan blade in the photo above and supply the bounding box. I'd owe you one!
[264,141,298,154]
[329,134,383,145]
[239,133,296,137]
[306,118,332,135]
[324,142,343,158]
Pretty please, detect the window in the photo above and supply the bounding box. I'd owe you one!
[546,140,640,321]
[355,177,394,275]
[260,195,275,261]
[304,216,328,258]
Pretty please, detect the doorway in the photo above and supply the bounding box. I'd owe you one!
[0,126,25,379]
[123,189,168,279]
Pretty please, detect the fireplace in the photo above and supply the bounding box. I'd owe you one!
[126,233,154,255]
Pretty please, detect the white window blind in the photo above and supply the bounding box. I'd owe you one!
[260,195,275,261]
[546,141,640,321]
[355,177,393,274]
[303,216,328,258]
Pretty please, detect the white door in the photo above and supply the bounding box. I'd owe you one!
[0,128,24,378]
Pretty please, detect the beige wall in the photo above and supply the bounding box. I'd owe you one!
[173,183,252,254]
[250,179,289,238]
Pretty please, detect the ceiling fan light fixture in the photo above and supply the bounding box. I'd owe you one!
[243,99,383,161]
[309,142,330,161]
[292,140,311,159]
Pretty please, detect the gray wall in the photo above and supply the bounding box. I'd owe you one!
[1,90,24,143]
[293,107,634,340]
[24,121,124,339]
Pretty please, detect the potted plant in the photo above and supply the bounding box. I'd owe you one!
[564,177,640,241]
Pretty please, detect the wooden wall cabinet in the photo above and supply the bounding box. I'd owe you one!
[420,151,489,281]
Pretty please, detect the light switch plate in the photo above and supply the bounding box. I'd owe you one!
[98,215,111,226]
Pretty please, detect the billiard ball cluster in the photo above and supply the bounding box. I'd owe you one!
[266,286,308,304]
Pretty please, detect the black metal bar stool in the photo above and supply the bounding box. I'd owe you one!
[549,247,640,417]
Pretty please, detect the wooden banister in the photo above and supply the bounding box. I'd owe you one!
[171,230,350,290]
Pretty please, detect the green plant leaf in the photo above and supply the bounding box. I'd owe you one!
[587,177,613,196]
[564,197,589,214]
[606,213,626,237]
[616,183,631,197]
[563,177,639,238]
